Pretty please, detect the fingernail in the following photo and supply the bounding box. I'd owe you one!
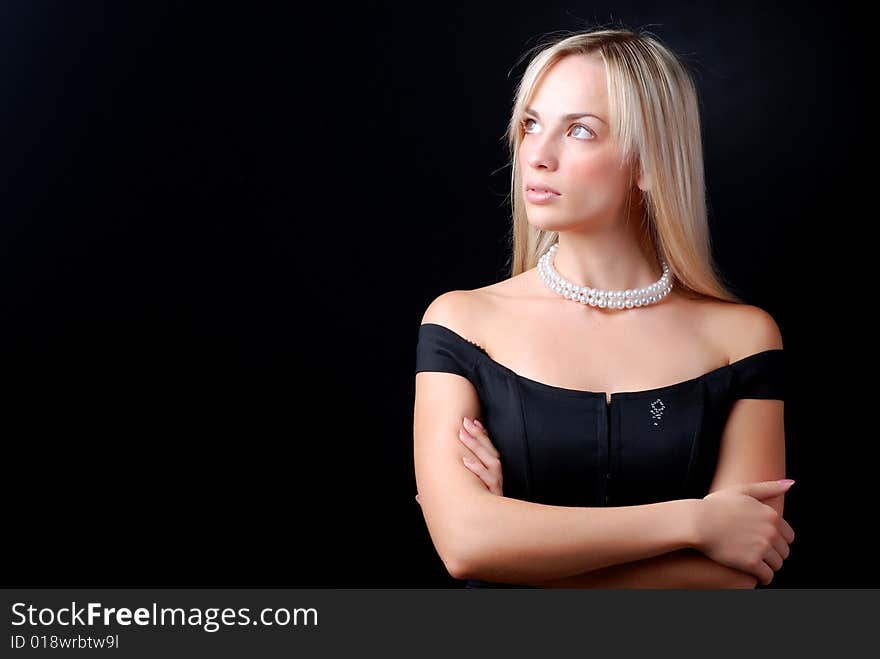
[462,457,475,466]
[474,419,483,428]
[778,479,795,486]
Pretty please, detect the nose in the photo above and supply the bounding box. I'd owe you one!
[525,134,558,171]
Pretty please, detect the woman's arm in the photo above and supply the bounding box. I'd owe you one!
[455,418,757,589]
[417,374,701,583]
[416,384,701,582]
[526,548,757,589]
[450,495,701,585]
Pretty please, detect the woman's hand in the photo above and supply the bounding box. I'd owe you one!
[414,417,503,506]
[457,417,504,496]
[693,480,797,586]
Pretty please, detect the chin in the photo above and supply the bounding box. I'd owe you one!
[528,207,614,233]
[526,214,585,233]
[529,222,566,234]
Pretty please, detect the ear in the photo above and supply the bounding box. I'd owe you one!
[631,154,651,192]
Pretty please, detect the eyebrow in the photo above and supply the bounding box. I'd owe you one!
[524,107,606,124]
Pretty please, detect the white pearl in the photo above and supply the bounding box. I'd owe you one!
[538,242,672,311]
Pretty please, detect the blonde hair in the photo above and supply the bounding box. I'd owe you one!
[504,27,742,303]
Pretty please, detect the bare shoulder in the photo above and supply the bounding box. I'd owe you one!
[422,289,470,324]
[420,289,487,344]
[421,275,525,346]
[704,300,784,362]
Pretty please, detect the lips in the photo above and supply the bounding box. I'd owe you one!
[525,181,560,195]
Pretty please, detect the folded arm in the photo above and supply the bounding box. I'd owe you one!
[526,548,757,589]
[416,369,701,583]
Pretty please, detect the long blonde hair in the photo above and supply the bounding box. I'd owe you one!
[505,27,742,303]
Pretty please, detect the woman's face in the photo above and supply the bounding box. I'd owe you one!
[518,54,636,232]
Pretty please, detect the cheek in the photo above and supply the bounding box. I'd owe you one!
[566,155,629,202]
[569,152,621,184]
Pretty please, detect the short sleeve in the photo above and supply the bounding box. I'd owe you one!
[729,349,785,400]
[415,323,476,379]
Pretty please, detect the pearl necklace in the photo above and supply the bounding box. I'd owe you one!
[538,243,673,310]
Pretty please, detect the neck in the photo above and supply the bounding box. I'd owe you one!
[551,226,661,292]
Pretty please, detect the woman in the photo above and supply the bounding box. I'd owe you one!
[413,27,794,589]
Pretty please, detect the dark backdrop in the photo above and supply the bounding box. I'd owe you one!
[2,1,868,587]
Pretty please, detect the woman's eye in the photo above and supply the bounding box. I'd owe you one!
[571,124,594,140]
[521,118,594,140]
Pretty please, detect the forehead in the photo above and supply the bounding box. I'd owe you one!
[527,54,607,115]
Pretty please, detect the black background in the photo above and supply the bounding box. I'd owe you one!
[2,1,868,587]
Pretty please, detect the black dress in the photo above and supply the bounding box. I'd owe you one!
[414,322,786,588]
